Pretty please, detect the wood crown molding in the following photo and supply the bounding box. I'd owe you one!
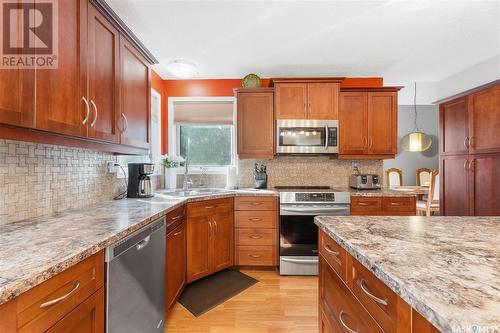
[433,79,500,105]
[89,0,158,64]
[233,87,275,94]
[270,77,345,84]
[340,86,403,92]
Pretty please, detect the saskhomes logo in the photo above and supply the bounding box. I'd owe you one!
[0,0,58,69]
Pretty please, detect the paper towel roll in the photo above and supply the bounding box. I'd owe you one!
[226,166,238,189]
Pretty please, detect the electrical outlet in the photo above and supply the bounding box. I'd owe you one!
[107,161,118,174]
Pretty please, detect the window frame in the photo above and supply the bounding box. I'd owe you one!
[168,96,236,175]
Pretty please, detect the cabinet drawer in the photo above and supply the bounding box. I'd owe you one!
[166,205,186,232]
[351,197,382,214]
[9,251,104,333]
[382,197,416,213]
[236,245,277,266]
[349,258,398,333]
[235,211,276,228]
[320,257,384,333]
[235,196,277,211]
[319,230,346,281]
[187,198,233,217]
[236,228,276,246]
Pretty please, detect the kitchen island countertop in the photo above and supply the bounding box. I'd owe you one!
[315,215,500,333]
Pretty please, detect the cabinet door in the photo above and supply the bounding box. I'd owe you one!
[307,83,339,120]
[469,86,500,154]
[186,215,211,282]
[87,5,120,143]
[166,222,186,309]
[440,155,470,216]
[119,35,150,149]
[470,154,500,216]
[368,91,397,155]
[45,288,104,333]
[35,0,88,137]
[237,91,274,159]
[275,83,307,119]
[440,97,469,155]
[211,206,234,272]
[339,92,367,154]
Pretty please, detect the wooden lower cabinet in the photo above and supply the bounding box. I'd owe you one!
[0,251,104,333]
[186,198,234,282]
[351,196,416,216]
[165,218,186,310]
[319,230,439,333]
[234,196,278,266]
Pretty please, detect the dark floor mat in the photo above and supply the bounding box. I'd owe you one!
[178,270,258,317]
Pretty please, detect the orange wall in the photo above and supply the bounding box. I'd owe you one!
[160,77,383,154]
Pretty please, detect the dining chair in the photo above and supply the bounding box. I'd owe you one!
[416,170,440,216]
[416,168,432,186]
[385,168,403,187]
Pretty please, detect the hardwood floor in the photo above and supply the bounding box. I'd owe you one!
[165,269,319,333]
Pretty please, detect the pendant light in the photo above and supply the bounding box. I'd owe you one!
[401,82,432,152]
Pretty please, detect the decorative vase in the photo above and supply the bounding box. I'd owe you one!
[164,167,180,190]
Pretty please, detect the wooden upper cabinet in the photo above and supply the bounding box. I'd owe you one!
[35,0,88,137]
[0,70,35,128]
[275,83,307,119]
[274,79,341,120]
[339,88,399,158]
[236,88,274,159]
[119,35,150,149]
[307,83,339,119]
[339,91,368,155]
[468,85,500,154]
[440,97,469,155]
[368,91,397,155]
[87,5,120,143]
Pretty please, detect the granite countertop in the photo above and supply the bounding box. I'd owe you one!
[0,189,277,305]
[343,187,421,197]
[315,216,500,333]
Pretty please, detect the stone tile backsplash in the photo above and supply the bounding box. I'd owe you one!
[0,139,124,224]
[238,156,383,189]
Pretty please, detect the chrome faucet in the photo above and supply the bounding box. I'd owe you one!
[199,167,207,188]
[182,162,193,191]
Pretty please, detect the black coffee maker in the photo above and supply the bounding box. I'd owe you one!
[127,163,155,198]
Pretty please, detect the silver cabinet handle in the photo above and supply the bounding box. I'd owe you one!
[324,124,329,149]
[250,202,263,206]
[249,234,262,239]
[170,215,183,221]
[248,218,262,222]
[208,221,212,236]
[250,254,262,258]
[304,103,307,118]
[339,310,359,333]
[357,202,371,206]
[389,202,404,206]
[121,113,128,133]
[323,244,339,256]
[213,220,218,235]
[463,160,469,170]
[360,278,388,306]
[173,230,183,236]
[369,137,373,148]
[90,100,98,127]
[81,97,90,125]
[205,205,217,209]
[136,235,151,251]
[40,281,80,308]
[464,136,470,149]
[363,137,368,148]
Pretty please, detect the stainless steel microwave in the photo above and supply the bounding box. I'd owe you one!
[276,119,339,154]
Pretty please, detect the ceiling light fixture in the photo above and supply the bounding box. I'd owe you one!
[166,60,198,78]
[401,82,432,152]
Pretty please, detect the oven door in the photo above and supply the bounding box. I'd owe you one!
[276,119,338,154]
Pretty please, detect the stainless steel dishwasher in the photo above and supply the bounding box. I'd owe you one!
[105,217,166,333]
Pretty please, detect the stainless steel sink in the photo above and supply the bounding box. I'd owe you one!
[156,188,229,198]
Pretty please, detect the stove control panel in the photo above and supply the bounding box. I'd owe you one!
[295,192,336,202]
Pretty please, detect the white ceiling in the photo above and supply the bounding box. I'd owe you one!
[107,0,500,83]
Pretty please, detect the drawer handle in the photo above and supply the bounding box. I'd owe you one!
[40,281,80,308]
[357,202,371,206]
[170,215,183,221]
[249,254,262,258]
[339,310,359,333]
[173,230,183,236]
[389,202,404,206]
[251,202,263,206]
[205,205,217,209]
[360,279,388,306]
[249,234,263,239]
[248,218,262,222]
[323,244,339,257]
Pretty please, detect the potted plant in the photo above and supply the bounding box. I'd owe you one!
[161,155,185,189]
